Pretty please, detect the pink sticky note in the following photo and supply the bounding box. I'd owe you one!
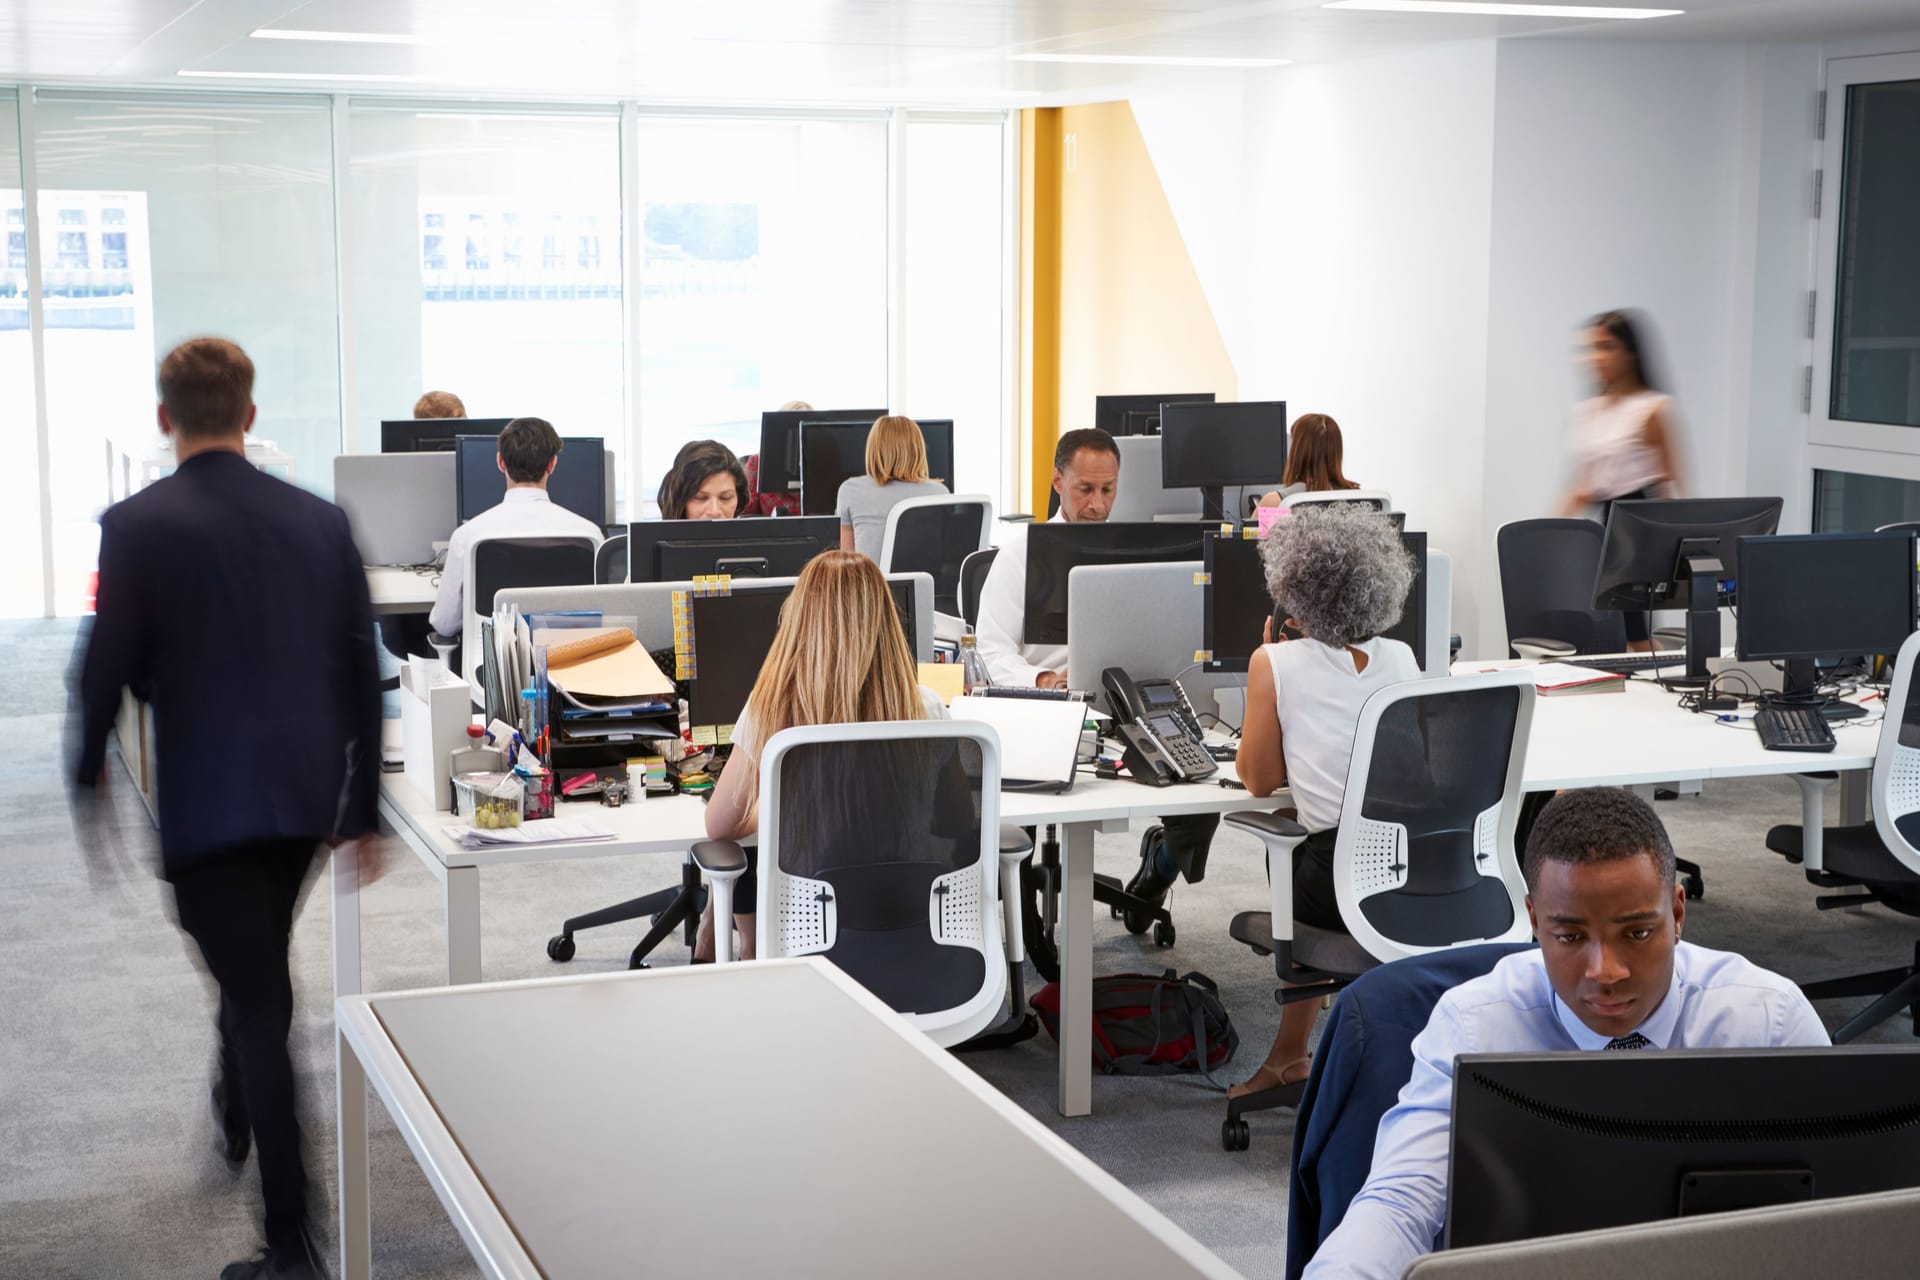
[1256,504,1289,536]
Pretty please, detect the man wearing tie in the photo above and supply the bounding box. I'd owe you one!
[73,338,382,1280]
[1304,787,1829,1280]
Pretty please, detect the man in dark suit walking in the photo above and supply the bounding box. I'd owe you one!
[73,337,382,1279]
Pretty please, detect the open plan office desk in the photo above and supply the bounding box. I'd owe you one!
[334,958,1239,1280]
[364,566,438,616]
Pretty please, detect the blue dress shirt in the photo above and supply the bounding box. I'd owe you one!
[1303,941,1830,1280]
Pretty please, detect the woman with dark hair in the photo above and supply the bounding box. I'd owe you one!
[657,440,748,520]
[1558,309,1685,650]
[1258,412,1359,507]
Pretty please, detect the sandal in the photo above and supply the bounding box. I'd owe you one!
[1227,1055,1313,1100]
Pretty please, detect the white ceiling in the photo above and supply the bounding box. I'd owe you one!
[0,0,1915,106]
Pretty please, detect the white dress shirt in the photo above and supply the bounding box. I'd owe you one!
[429,487,604,636]
[1304,940,1830,1280]
[973,515,1065,688]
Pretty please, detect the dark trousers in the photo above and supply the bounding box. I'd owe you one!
[1158,811,1221,883]
[171,837,320,1252]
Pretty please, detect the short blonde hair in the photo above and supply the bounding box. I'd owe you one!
[414,390,466,419]
[865,414,933,485]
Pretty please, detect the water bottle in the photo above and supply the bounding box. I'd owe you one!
[960,632,991,694]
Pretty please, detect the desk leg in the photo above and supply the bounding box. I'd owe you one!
[332,843,363,999]
[1058,821,1093,1118]
[1839,770,1868,827]
[337,1031,372,1280]
[445,865,482,985]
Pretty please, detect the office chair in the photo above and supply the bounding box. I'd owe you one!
[1285,942,1531,1278]
[1495,518,1628,660]
[462,535,599,692]
[879,493,994,619]
[1768,629,1920,1043]
[1221,670,1536,1151]
[594,533,629,584]
[958,546,1000,630]
[1282,490,1394,513]
[698,720,1010,1047]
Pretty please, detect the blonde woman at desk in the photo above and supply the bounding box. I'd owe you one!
[697,551,947,961]
[1231,504,1420,1099]
[837,414,948,559]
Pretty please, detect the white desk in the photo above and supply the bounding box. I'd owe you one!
[334,959,1239,1280]
[365,566,438,616]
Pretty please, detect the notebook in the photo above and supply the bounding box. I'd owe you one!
[949,694,1088,792]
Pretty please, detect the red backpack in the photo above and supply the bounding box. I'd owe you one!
[1031,969,1240,1082]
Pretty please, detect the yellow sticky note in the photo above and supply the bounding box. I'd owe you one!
[1194,650,1211,663]
[690,725,718,747]
[917,661,966,706]
[1193,572,1211,586]
[1218,523,1234,537]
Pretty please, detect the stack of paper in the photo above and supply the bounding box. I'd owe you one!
[544,626,680,751]
[443,817,617,849]
[1527,662,1627,696]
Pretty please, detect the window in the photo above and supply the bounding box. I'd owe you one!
[100,207,124,227]
[99,231,127,270]
[0,95,41,616]
[5,230,22,270]
[30,93,341,616]
[347,109,624,499]
[55,230,88,267]
[1829,77,1920,430]
[1812,469,1920,532]
[631,115,888,500]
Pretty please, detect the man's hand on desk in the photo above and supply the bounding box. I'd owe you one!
[1037,671,1066,690]
[327,836,392,886]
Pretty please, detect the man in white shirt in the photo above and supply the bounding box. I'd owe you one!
[429,416,604,638]
[974,427,1219,899]
[1305,787,1830,1280]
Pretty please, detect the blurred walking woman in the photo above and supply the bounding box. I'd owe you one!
[1559,310,1683,648]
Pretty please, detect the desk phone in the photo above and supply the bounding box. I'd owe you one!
[1102,667,1216,786]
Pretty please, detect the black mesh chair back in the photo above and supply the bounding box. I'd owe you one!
[1339,675,1534,958]
[473,537,597,618]
[881,498,990,616]
[1496,518,1626,657]
[959,546,1000,629]
[594,533,629,584]
[767,731,992,1020]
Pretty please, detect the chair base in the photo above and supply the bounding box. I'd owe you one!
[1801,940,1920,1044]
[1675,856,1705,901]
[546,860,707,968]
[1020,827,1178,985]
[1221,1077,1308,1152]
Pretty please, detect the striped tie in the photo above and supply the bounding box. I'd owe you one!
[1604,1032,1652,1051]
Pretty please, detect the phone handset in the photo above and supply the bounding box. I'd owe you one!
[1101,666,1217,787]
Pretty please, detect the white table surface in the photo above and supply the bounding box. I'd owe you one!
[365,565,439,616]
[334,959,1240,1280]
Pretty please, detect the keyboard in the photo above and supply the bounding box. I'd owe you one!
[1562,653,1683,675]
[979,686,1089,702]
[1754,706,1837,753]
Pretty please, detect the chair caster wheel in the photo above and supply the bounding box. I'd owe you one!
[1684,875,1704,901]
[1222,1118,1250,1151]
[1110,905,1123,921]
[546,935,575,963]
[1123,908,1151,936]
[1154,920,1176,948]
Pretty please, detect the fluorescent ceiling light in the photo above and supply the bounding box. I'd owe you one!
[1323,2,1681,17]
[1012,53,1291,67]
[250,29,421,44]
[178,70,425,83]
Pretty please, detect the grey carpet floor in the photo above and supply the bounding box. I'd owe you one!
[3,618,1913,1279]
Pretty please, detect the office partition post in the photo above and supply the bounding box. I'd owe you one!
[1059,821,1095,1117]
[446,867,482,985]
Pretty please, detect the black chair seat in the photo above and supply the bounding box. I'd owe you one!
[1229,911,1380,979]
[828,927,987,1015]
[1357,876,1516,949]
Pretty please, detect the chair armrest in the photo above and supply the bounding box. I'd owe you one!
[1225,811,1309,843]
[691,840,748,877]
[1510,637,1577,660]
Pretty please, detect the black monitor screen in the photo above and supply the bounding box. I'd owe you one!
[382,417,512,453]
[1094,392,1216,438]
[1204,527,1425,672]
[688,579,917,731]
[627,516,838,584]
[757,408,887,495]
[1023,521,1211,647]
[455,435,606,526]
[1160,401,1289,489]
[1448,1047,1920,1250]
[1736,531,1916,662]
[1592,497,1783,611]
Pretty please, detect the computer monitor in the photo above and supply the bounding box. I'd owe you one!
[1094,392,1216,438]
[1023,521,1212,647]
[626,515,838,584]
[1736,531,1916,706]
[686,578,918,733]
[797,419,957,517]
[1202,527,1426,672]
[381,417,513,453]
[1160,401,1289,521]
[1592,496,1784,685]
[1447,1047,1920,1250]
[756,408,888,495]
[454,435,607,527]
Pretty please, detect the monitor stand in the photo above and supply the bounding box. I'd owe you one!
[1780,658,1871,720]
[1199,485,1228,523]
[1666,547,1722,690]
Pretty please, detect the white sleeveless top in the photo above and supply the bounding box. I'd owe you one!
[1254,635,1421,833]
[1571,389,1671,500]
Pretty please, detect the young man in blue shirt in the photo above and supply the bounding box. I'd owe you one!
[1305,787,1829,1280]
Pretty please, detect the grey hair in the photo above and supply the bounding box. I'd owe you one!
[1260,505,1416,648]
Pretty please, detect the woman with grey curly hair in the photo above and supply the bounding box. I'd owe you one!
[1228,504,1421,1101]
